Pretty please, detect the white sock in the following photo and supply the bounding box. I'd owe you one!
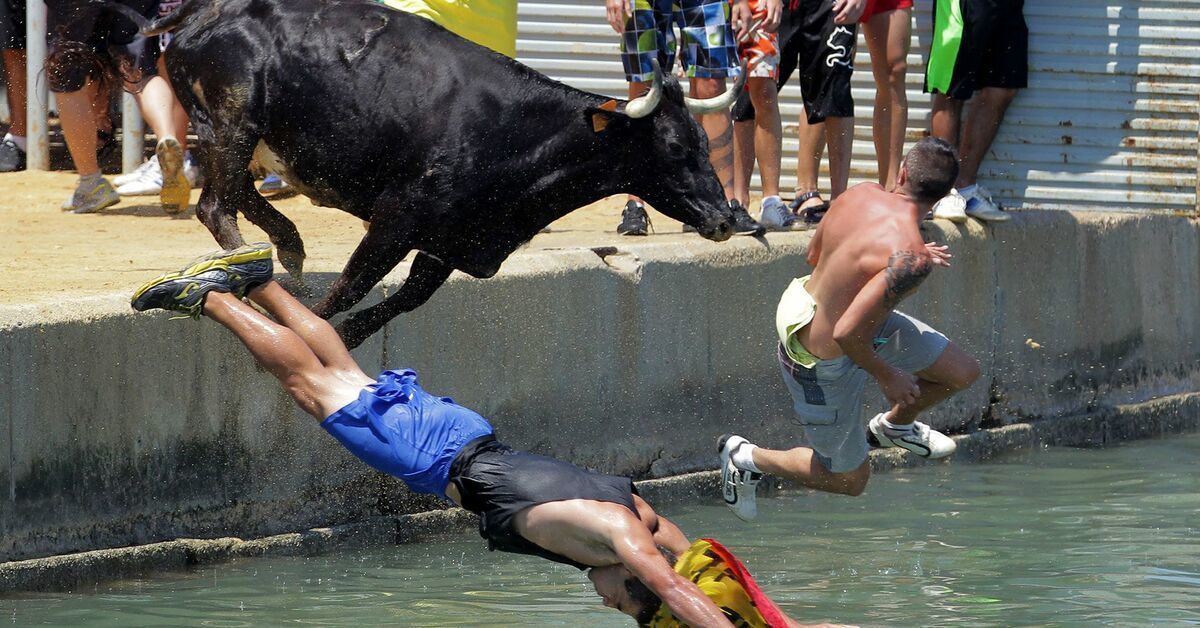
[731,441,761,473]
[881,417,914,435]
[3,133,27,151]
[957,183,978,197]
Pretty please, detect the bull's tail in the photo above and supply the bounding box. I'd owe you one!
[90,0,192,36]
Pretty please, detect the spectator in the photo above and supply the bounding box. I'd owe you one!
[861,0,911,190]
[113,0,201,210]
[381,0,516,58]
[609,0,765,237]
[44,0,191,214]
[926,0,1023,223]
[738,0,864,224]
[729,0,790,230]
[0,0,26,171]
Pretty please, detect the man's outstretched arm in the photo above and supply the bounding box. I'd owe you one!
[610,519,734,627]
[832,250,933,408]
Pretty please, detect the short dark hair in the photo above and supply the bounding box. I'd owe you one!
[903,137,960,203]
[627,546,679,625]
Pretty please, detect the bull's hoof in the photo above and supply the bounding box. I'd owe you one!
[277,248,306,279]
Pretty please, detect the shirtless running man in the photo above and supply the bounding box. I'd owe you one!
[129,245,827,626]
[719,137,981,519]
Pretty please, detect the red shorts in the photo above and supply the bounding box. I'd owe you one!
[860,0,913,22]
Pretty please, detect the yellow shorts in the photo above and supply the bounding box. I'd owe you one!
[382,0,517,58]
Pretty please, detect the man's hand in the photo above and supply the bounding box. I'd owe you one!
[832,0,866,24]
[730,0,754,42]
[878,366,920,408]
[606,0,632,33]
[763,0,782,32]
[925,242,952,268]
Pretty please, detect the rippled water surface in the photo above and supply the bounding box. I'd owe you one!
[5,434,1199,626]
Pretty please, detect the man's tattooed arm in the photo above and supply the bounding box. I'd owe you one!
[883,250,933,309]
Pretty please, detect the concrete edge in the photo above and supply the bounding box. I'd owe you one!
[3,390,1198,594]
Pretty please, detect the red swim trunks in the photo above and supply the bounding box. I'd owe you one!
[861,0,913,22]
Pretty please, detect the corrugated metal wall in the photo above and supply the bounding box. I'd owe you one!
[516,0,1200,212]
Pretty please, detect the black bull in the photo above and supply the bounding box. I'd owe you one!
[136,0,744,347]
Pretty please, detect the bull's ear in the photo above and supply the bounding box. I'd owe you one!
[588,99,622,133]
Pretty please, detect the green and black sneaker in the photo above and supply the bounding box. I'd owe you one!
[130,265,233,319]
[183,242,275,298]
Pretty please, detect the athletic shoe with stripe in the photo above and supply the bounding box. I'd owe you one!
[867,413,957,459]
[184,242,275,298]
[719,434,762,521]
[130,264,233,319]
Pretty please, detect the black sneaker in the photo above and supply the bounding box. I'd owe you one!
[789,192,829,224]
[0,138,26,172]
[617,200,649,236]
[184,242,275,298]
[728,199,765,236]
[130,264,233,319]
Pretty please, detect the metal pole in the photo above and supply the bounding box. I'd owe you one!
[24,0,48,170]
[121,92,143,173]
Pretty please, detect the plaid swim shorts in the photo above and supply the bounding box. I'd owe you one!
[620,0,741,82]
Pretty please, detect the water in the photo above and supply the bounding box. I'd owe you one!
[5,435,1199,627]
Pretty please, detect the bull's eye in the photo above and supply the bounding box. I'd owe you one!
[666,141,686,158]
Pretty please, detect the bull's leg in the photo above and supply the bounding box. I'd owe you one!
[311,213,414,320]
[190,121,250,250]
[336,252,453,349]
[239,189,307,285]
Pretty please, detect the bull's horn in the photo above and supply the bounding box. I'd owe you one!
[683,62,748,114]
[624,60,663,119]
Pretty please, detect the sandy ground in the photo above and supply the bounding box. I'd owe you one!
[0,169,784,305]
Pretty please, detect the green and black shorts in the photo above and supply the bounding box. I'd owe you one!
[924,0,1027,100]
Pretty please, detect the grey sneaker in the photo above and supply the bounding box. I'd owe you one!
[758,195,794,231]
[617,200,649,236]
[130,263,233,319]
[718,434,762,521]
[963,185,1011,222]
[0,138,26,172]
[62,176,120,214]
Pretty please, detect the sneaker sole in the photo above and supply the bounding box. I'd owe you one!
[69,193,121,214]
[935,213,969,224]
[158,138,191,214]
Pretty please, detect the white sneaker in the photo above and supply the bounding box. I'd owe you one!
[116,158,163,195]
[757,195,794,231]
[61,176,120,214]
[113,156,158,187]
[932,188,968,223]
[963,185,1011,222]
[718,434,762,521]
[867,413,957,459]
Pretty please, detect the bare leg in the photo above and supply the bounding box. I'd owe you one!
[863,8,911,189]
[751,447,870,496]
[2,49,27,136]
[794,109,826,209]
[823,115,854,199]
[692,77,735,201]
[732,119,754,205]
[202,291,369,419]
[158,56,191,148]
[57,83,101,175]
[929,93,963,147]
[748,77,781,199]
[132,75,188,142]
[626,80,649,206]
[956,87,1018,188]
[247,280,366,375]
[889,342,980,423]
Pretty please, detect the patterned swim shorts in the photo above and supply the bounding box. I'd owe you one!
[620,0,741,82]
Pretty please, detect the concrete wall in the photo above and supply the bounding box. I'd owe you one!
[3,210,1199,563]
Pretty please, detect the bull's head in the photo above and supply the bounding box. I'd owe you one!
[588,60,745,242]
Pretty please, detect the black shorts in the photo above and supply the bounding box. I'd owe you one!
[923,0,1027,99]
[45,0,161,92]
[0,0,23,50]
[732,0,856,124]
[450,435,639,570]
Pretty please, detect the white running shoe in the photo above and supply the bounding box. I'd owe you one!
[719,434,762,521]
[61,176,120,214]
[932,188,968,223]
[758,195,795,231]
[963,184,1011,222]
[867,413,957,459]
[113,156,158,187]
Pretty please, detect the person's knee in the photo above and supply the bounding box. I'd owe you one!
[887,59,908,91]
[748,78,777,107]
[831,462,871,496]
[948,354,981,391]
[691,77,723,98]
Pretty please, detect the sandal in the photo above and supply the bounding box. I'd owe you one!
[789,191,829,224]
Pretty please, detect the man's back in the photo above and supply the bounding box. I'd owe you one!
[800,183,928,359]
